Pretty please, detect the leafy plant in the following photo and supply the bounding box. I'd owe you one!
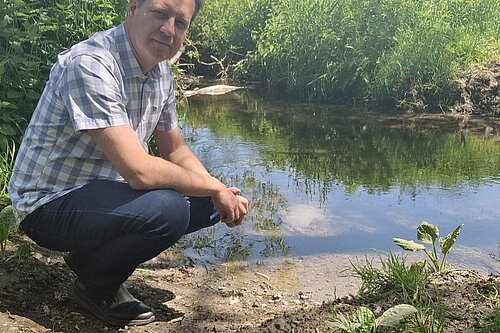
[0,139,16,201]
[331,304,417,332]
[0,205,17,259]
[0,0,125,144]
[475,307,500,333]
[393,221,463,272]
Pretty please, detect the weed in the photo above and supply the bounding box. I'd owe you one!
[407,305,447,333]
[393,221,463,272]
[349,252,430,303]
[191,0,500,103]
[0,140,15,201]
[330,304,417,332]
[0,205,16,259]
[475,307,500,333]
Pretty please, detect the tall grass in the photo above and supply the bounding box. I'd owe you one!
[188,0,272,78]
[191,0,500,104]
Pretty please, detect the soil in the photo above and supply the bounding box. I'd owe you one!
[399,62,500,117]
[1,234,499,333]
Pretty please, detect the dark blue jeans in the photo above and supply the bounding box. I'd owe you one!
[20,179,218,291]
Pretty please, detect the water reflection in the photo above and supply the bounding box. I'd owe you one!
[179,91,500,267]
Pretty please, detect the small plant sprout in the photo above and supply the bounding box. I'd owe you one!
[393,221,463,272]
[0,205,17,259]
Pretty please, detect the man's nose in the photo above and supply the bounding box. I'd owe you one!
[160,17,175,36]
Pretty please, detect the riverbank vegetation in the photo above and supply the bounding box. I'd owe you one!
[1,212,499,331]
[0,1,499,331]
[1,0,498,147]
[189,0,500,110]
[0,0,126,147]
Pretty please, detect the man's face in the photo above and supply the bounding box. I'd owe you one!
[125,0,195,73]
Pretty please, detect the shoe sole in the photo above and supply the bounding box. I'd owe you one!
[69,283,155,327]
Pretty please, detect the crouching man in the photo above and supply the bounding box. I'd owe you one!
[8,0,248,326]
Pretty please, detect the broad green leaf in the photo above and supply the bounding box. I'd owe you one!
[417,221,439,244]
[440,224,463,254]
[330,314,362,331]
[393,238,426,251]
[0,206,16,229]
[352,306,376,331]
[6,90,23,99]
[377,304,418,327]
[26,90,40,100]
[0,59,7,77]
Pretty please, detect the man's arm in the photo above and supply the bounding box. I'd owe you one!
[153,127,210,176]
[87,125,247,225]
[153,127,249,226]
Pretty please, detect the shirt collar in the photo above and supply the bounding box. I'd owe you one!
[114,24,164,80]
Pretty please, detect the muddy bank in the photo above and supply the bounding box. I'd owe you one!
[1,235,499,332]
[399,62,500,117]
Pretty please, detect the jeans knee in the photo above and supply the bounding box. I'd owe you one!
[141,191,190,241]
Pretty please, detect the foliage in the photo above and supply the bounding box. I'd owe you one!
[474,307,500,333]
[349,252,430,302]
[191,0,500,103]
[0,205,16,259]
[408,306,447,333]
[331,304,418,332]
[0,140,15,202]
[347,252,450,332]
[0,0,127,144]
[188,0,272,79]
[393,221,463,272]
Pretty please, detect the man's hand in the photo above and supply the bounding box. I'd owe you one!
[213,186,249,228]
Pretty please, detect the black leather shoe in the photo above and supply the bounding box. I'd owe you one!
[64,253,137,291]
[70,279,155,327]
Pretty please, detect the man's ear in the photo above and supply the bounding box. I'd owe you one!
[127,0,138,17]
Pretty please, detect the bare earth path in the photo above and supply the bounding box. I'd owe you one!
[1,236,499,333]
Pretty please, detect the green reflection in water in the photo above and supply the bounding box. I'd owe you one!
[180,171,290,262]
[178,91,499,262]
[181,91,500,199]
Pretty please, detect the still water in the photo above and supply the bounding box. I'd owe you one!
[179,91,500,272]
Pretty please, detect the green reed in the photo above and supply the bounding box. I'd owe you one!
[191,0,500,104]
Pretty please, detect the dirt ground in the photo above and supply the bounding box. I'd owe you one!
[0,235,355,333]
[1,234,499,333]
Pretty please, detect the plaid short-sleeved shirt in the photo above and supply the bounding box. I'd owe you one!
[8,24,178,223]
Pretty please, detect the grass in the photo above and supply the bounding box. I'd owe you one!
[477,307,500,333]
[338,250,500,332]
[191,0,500,104]
[344,253,447,332]
[349,252,430,304]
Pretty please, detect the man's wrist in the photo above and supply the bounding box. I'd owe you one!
[207,177,226,197]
